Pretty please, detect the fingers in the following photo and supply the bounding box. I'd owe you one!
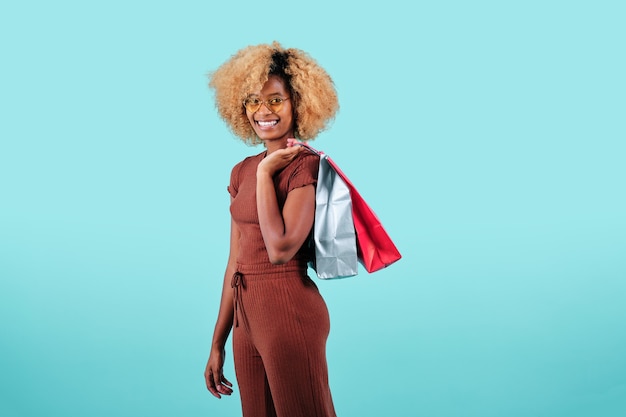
[215,373,233,396]
[205,369,221,398]
[287,145,302,157]
[205,369,233,399]
[212,372,223,397]
[222,375,233,387]
[258,143,303,176]
[282,143,301,153]
[271,146,301,162]
[287,138,309,148]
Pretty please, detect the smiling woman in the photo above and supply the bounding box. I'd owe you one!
[204,42,340,417]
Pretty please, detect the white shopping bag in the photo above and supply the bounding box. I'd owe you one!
[304,146,358,279]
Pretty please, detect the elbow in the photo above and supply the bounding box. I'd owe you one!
[267,248,293,265]
[269,258,288,265]
[264,235,301,265]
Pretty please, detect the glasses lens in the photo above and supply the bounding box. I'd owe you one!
[243,98,261,113]
[267,98,283,112]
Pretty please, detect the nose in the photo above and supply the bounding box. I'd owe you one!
[257,101,273,115]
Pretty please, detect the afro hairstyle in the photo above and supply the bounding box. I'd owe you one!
[209,41,339,145]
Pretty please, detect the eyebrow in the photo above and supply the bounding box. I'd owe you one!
[246,92,285,98]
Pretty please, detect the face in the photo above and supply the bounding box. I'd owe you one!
[245,75,294,144]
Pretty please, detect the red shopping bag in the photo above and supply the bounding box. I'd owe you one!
[324,156,402,273]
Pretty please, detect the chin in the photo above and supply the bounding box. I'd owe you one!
[257,133,288,142]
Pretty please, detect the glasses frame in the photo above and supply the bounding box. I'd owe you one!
[243,96,291,114]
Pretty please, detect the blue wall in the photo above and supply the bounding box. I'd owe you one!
[1,1,625,416]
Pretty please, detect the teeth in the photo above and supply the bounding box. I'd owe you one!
[258,120,277,127]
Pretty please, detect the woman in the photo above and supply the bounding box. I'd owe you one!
[204,42,339,417]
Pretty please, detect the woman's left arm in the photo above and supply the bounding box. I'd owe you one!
[256,146,315,264]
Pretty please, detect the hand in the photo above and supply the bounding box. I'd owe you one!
[286,138,307,147]
[258,142,302,176]
[204,348,233,399]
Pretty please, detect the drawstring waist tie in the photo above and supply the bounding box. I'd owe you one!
[231,271,245,328]
[231,264,308,328]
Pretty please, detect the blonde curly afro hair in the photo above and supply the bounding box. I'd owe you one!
[209,41,339,145]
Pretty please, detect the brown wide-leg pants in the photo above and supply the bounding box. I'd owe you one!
[232,264,337,417]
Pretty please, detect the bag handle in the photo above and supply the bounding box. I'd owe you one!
[292,141,324,156]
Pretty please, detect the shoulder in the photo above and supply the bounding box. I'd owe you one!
[231,151,265,175]
[228,151,265,196]
[292,149,320,171]
[279,150,319,180]
[284,149,320,190]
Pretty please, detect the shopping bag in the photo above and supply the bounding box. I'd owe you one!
[301,144,401,275]
[307,148,359,279]
[325,158,402,273]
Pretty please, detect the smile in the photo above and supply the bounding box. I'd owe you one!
[256,120,278,128]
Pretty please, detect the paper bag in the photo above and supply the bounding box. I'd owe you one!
[310,152,359,279]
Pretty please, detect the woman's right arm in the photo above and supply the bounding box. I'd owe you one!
[204,211,240,399]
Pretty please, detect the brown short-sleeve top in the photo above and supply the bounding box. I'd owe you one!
[228,150,319,268]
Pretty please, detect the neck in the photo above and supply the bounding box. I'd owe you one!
[264,136,291,155]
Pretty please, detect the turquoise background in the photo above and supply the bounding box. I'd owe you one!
[1,1,625,416]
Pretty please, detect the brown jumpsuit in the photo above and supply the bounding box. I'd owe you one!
[228,151,336,417]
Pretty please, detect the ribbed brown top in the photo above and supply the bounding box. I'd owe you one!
[228,150,319,270]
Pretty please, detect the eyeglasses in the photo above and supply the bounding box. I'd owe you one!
[243,96,290,113]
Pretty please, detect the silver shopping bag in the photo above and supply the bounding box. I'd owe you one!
[306,147,358,279]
